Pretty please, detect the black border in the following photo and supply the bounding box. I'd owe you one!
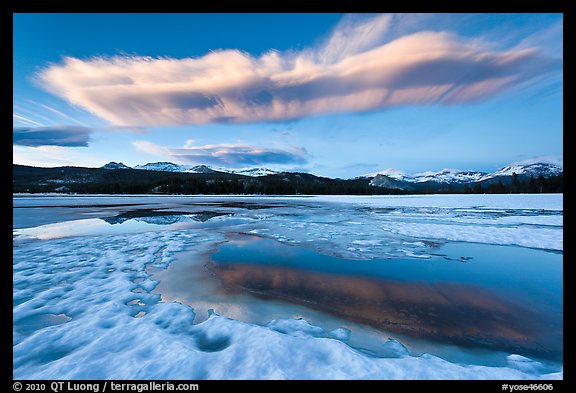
[7,1,573,13]
[8,1,573,389]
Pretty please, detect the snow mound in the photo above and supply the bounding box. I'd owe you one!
[13,224,562,379]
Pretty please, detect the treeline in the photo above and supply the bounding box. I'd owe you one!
[19,174,405,195]
[13,165,563,195]
[465,174,562,194]
[419,174,563,194]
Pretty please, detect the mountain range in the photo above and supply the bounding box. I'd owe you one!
[362,162,562,190]
[101,160,562,187]
[102,161,278,177]
[13,161,562,195]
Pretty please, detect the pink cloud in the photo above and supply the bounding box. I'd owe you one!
[38,14,560,127]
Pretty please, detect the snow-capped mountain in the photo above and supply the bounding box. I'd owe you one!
[102,161,277,177]
[101,162,131,170]
[229,168,278,177]
[412,169,489,184]
[14,160,563,194]
[365,162,562,189]
[183,165,278,177]
[133,162,188,172]
[364,168,410,181]
[184,165,217,174]
[99,161,560,184]
[364,168,488,184]
[489,163,562,179]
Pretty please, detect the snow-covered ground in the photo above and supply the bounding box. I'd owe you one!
[13,194,563,379]
[244,194,563,257]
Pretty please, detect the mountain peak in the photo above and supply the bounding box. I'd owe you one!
[491,162,562,178]
[412,168,488,184]
[133,162,186,172]
[186,165,216,174]
[232,168,278,177]
[364,168,407,180]
[101,162,131,170]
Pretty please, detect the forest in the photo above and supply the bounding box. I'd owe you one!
[13,165,562,195]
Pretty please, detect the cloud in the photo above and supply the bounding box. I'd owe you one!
[512,155,563,168]
[13,145,102,167]
[13,113,45,127]
[104,125,147,133]
[13,125,93,147]
[39,104,85,125]
[38,14,561,127]
[133,140,307,167]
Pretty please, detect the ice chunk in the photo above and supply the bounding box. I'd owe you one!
[507,354,546,374]
[329,328,351,342]
[382,338,410,357]
[266,318,326,338]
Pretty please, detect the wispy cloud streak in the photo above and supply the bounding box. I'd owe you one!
[39,104,85,125]
[13,113,45,127]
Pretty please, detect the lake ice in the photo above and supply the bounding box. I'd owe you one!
[13,194,563,379]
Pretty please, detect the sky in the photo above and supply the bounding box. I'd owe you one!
[13,13,563,178]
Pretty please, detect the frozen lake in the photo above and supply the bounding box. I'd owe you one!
[13,194,563,379]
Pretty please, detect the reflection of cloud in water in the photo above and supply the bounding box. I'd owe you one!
[14,211,234,240]
[14,217,179,240]
[14,218,111,240]
[208,262,562,359]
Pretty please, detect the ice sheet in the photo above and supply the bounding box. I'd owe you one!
[310,194,563,210]
[241,197,562,256]
[15,194,562,253]
[13,194,563,379]
[12,193,563,210]
[13,231,561,379]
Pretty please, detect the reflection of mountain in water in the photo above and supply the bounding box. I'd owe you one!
[134,215,191,225]
[189,212,231,222]
[102,209,231,225]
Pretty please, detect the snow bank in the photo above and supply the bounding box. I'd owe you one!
[15,194,562,253]
[13,195,563,379]
[13,229,562,379]
[244,194,563,253]
[311,194,563,210]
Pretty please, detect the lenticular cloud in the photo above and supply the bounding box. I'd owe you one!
[38,14,559,127]
[13,126,93,147]
[132,140,308,167]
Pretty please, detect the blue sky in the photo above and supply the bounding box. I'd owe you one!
[13,13,563,178]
